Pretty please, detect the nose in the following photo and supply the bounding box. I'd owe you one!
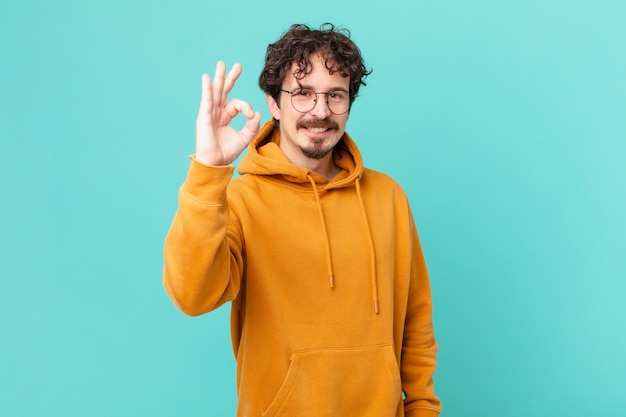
[309,94,332,118]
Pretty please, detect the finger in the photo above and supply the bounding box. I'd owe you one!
[240,111,262,142]
[222,63,242,104]
[212,61,227,107]
[223,98,255,121]
[198,73,212,116]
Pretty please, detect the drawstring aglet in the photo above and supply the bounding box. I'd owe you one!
[373,301,380,314]
[329,275,335,288]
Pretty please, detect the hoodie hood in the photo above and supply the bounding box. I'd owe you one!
[237,119,364,189]
[236,119,380,314]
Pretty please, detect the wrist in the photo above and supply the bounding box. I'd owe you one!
[194,153,229,167]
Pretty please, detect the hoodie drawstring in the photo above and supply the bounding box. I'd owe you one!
[307,174,380,314]
[356,178,380,314]
[307,175,335,289]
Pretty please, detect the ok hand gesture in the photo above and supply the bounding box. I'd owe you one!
[195,61,262,166]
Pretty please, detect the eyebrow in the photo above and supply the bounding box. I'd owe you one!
[296,81,349,93]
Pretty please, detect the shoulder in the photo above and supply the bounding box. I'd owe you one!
[361,168,407,194]
[360,168,414,212]
[227,173,259,196]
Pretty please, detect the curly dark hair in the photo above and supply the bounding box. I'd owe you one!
[259,23,371,106]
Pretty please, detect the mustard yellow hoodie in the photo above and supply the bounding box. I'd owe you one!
[164,120,441,417]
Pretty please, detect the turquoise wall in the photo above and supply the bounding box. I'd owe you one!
[1,1,625,416]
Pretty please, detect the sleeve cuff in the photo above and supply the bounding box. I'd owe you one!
[180,156,235,206]
[404,407,441,417]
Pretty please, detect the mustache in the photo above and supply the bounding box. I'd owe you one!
[297,118,339,130]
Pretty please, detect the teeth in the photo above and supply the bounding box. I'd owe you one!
[307,127,328,133]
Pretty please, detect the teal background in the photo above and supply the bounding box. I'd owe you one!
[1,0,625,416]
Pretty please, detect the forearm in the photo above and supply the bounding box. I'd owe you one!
[163,158,243,316]
[402,216,441,416]
[402,320,441,416]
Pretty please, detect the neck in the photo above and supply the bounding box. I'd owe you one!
[303,154,341,179]
[283,150,340,179]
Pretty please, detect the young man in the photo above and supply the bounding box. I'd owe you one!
[163,24,441,417]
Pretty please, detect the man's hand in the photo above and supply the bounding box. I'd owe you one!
[195,61,262,166]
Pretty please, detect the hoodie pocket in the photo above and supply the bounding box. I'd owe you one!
[262,344,401,417]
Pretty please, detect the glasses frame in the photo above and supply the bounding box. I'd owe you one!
[280,88,350,115]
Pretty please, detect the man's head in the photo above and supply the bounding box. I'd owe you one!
[258,24,371,170]
[259,23,371,107]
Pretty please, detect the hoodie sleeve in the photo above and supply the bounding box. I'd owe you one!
[402,211,442,417]
[163,158,244,316]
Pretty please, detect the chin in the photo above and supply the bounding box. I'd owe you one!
[301,146,333,160]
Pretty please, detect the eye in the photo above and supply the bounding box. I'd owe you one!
[295,88,315,98]
[328,92,345,101]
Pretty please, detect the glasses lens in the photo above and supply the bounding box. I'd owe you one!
[289,88,349,115]
[290,88,316,112]
[327,92,349,115]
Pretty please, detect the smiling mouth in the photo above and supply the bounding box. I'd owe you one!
[298,118,339,134]
[305,126,331,133]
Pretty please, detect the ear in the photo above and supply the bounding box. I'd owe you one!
[266,93,281,120]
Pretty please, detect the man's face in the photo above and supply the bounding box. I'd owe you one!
[267,53,350,165]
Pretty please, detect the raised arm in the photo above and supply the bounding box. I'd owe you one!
[163,62,260,316]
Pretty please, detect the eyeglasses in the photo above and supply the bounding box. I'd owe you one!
[280,87,350,115]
